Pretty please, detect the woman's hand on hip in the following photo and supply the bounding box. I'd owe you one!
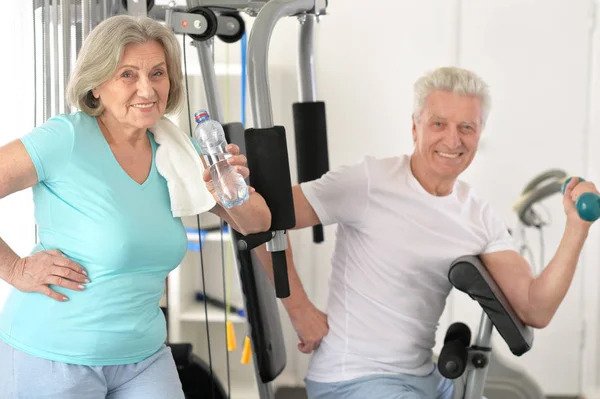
[7,250,89,301]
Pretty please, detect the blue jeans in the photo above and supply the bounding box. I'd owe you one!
[0,338,184,399]
[305,366,454,399]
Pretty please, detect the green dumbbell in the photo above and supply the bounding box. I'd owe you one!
[561,177,600,222]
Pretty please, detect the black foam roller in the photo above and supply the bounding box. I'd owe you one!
[292,102,329,243]
[245,126,296,231]
[444,322,471,347]
[292,102,329,182]
[271,250,290,298]
[438,340,469,379]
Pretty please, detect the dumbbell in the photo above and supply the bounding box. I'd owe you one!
[561,177,600,222]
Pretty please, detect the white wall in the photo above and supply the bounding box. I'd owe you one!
[0,2,36,309]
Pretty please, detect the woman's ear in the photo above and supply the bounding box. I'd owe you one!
[92,88,99,99]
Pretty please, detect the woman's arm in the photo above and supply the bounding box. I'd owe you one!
[0,139,88,300]
[210,191,271,235]
[0,139,38,279]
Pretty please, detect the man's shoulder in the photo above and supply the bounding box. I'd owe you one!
[358,154,410,176]
[455,180,490,208]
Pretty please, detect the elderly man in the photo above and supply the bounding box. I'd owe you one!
[225,66,597,398]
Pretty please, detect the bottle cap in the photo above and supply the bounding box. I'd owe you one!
[194,109,210,124]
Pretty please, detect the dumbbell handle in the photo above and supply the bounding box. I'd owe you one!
[561,177,600,222]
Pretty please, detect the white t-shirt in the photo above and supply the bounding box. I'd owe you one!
[300,155,515,383]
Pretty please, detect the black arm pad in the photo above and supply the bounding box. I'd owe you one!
[293,102,329,243]
[448,256,534,356]
[292,102,329,183]
[245,126,296,231]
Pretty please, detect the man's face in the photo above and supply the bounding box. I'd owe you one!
[412,90,482,180]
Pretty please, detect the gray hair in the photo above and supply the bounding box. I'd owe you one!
[413,66,491,128]
[66,15,184,116]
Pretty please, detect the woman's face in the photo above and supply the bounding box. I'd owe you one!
[93,40,170,130]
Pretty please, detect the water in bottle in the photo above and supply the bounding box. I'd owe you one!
[193,109,249,208]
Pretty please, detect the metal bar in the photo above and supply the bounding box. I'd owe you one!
[186,0,199,8]
[90,0,97,30]
[254,359,275,399]
[195,39,225,123]
[76,0,83,55]
[62,0,72,113]
[247,0,313,128]
[247,0,313,256]
[53,0,60,115]
[473,313,493,347]
[463,313,493,399]
[127,0,148,16]
[82,0,90,38]
[195,0,267,9]
[33,0,38,127]
[297,13,316,102]
[44,0,51,120]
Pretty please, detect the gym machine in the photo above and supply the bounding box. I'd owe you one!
[35,1,599,398]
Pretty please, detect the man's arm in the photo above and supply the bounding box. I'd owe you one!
[253,185,321,312]
[481,177,596,329]
[480,224,586,328]
[252,185,329,353]
[201,143,271,235]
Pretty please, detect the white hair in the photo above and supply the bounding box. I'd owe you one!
[66,15,184,116]
[413,66,491,127]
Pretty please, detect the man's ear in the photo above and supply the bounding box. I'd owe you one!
[412,115,417,144]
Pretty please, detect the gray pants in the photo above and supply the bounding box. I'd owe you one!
[305,366,455,399]
[0,338,185,399]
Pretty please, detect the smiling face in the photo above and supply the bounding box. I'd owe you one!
[92,40,170,130]
[412,90,482,181]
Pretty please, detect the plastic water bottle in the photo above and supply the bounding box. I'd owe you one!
[193,110,249,208]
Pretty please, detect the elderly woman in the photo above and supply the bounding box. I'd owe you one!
[0,15,270,399]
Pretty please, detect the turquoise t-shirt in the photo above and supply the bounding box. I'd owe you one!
[0,112,189,365]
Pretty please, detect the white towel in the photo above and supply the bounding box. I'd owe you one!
[152,116,216,217]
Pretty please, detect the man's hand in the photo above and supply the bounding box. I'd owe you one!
[289,303,329,354]
[563,177,600,229]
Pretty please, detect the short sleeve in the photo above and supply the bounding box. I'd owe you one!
[481,202,517,254]
[300,159,370,226]
[20,115,74,182]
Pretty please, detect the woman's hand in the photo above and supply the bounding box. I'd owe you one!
[202,144,255,204]
[7,250,89,302]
